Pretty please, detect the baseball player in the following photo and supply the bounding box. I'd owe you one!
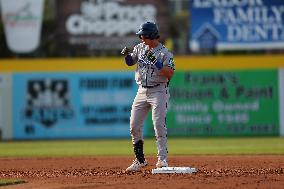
[121,21,175,172]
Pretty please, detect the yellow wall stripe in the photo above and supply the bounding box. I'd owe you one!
[0,55,284,72]
[176,55,284,71]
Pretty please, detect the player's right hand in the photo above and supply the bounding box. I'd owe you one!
[121,47,130,55]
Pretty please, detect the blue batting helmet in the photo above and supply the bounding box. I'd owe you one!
[136,22,159,40]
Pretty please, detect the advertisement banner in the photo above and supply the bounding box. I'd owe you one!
[190,0,284,52]
[56,0,169,53]
[279,69,284,136]
[146,70,279,137]
[0,0,44,53]
[12,72,137,139]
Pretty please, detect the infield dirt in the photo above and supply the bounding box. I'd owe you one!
[0,155,283,189]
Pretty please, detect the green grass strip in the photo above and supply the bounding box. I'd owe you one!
[0,179,25,186]
[0,137,283,157]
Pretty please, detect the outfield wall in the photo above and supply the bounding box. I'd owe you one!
[0,74,12,140]
[0,55,284,139]
[279,69,284,137]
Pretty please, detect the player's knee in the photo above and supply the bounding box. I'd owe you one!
[155,133,167,139]
[153,127,167,138]
[130,119,140,130]
[130,125,139,135]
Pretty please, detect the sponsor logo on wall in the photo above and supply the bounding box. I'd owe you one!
[190,0,284,52]
[23,79,74,130]
[57,0,168,52]
[0,0,44,53]
[66,0,156,37]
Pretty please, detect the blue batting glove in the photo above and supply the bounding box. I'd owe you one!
[155,59,163,70]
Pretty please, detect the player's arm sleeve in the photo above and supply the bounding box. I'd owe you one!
[160,53,175,79]
[163,52,175,70]
[125,46,138,66]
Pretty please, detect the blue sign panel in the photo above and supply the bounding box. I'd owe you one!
[12,72,137,139]
[190,0,284,52]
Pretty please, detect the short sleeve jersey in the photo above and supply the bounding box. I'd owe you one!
[130,43,175,87]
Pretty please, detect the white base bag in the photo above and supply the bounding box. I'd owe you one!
[152,167,197,174]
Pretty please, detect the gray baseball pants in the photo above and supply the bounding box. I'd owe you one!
[130,84,169,161]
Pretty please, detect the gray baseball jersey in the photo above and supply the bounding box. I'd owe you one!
[131,42,175,87]
[129,42,175,161]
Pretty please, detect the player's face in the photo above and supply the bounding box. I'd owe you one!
[140,35,152,45]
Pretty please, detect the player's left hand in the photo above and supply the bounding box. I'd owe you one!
[121,47,130,56]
